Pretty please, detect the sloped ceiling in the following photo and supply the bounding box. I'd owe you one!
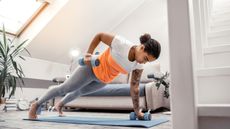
[25,0,145,64]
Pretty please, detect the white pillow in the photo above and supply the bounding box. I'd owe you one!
[141,62,160,83]
[128,62,160,83]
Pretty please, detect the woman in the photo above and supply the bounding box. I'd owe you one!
[28,32,161,120]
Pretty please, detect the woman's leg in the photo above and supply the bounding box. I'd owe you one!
[54,81,106,115]
[79,81,106,95]
[28,66,95,119]
[53,90,81,116]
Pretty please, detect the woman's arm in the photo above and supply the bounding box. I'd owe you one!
[130,69,144,120]
[87,32,114,54]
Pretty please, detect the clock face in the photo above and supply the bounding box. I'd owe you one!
[17,100,29,111]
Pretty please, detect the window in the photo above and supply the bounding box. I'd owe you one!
[0,0,48,36]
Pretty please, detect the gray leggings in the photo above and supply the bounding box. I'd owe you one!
[37,65,106,107]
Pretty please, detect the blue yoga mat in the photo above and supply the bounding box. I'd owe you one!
[24,115,169,128]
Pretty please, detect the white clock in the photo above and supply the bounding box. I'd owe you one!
[17,99,29,111]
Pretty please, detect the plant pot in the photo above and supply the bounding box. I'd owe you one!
[0,97,5,104]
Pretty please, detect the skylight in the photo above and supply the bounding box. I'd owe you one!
[0,0,47,36]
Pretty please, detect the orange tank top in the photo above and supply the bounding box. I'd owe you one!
[92,48,128,83]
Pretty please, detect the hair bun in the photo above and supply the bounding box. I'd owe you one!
[140,33,151,44]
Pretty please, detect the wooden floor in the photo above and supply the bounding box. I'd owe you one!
[0,109,172,129]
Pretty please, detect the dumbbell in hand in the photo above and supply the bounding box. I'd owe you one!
[129,109,151,121]
[78,54,100,67]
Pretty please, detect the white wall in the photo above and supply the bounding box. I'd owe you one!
[109,0,169,72]
[1,33,70,81]
[14,88,48,102]
[168,0,198,128]
[16,56,69,80]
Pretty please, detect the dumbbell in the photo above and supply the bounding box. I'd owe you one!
[129,109,151,121]
[78,55,100,67]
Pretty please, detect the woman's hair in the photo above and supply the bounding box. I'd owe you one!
[139,33,161,59]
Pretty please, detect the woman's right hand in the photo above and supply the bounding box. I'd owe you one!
[84,53,92,66]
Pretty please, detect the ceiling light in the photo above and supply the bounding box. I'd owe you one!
[70,49,80,57]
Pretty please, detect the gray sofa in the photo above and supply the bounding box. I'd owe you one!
[50,62,170,111]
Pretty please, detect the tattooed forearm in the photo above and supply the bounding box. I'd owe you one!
[130,69,143,113]
[130,88,139,113]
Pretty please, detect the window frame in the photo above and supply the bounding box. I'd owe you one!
[0,1,49,37]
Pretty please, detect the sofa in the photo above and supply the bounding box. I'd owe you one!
[49,62,170,111]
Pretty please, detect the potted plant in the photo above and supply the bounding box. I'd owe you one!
[147,72,170,98]
[0,25,30,104]
[154,72,170,98]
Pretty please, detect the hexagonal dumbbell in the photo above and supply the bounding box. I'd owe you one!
[129,109,151,121]
[78,55,100,67]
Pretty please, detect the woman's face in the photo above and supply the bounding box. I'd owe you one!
[135,45,156,64]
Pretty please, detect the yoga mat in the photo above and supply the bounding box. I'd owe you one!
[24,115,169,128]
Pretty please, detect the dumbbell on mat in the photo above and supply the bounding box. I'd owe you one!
[78,55,100,67]
[129,109,151,121]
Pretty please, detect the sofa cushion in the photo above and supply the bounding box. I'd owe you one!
[140,62,160,83]
[110,74,129,84]
[83,83,145,97]
[128,62,160,83]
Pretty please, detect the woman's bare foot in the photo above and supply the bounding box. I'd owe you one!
[54,101,65,117]
[28,102,38,119]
